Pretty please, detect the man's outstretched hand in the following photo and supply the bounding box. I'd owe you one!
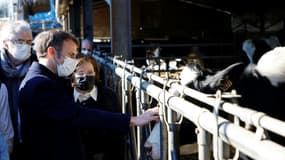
[130,107,160,127]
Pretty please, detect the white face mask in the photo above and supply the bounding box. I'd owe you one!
[57,56,79,77]
[9,43,31,61]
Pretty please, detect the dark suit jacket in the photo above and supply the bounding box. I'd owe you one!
[76,85,125,160]
[18,62,130,160]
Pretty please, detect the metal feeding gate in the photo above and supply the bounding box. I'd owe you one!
[92,53,285,160]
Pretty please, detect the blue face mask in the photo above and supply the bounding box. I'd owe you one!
[9,43,31,61]
[74,74,95,91]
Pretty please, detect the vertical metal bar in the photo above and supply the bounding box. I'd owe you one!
[128,83,138,160]
[167,108,180,160]
[69,0,81,37]
[218,139,230,159]
[197,127,211,160]
[82,0,93,40]
[160,105,168,160]
[135,88,142,159]
[110,0,132,59]
[231,90,241,159]
[213,90,222,160]
[141,91,151,159]
[121,64,128,114]
[121,69,138,160]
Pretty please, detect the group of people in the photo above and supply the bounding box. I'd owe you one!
[1,19,285,160]
[0,20,159,160]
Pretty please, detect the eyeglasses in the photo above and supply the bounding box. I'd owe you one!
[9,39,33,45]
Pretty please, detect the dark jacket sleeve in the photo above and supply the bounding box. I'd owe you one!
[19,76,130,133]
[96,85,121,113]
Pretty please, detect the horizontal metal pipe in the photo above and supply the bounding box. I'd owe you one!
[97,55,285,143]
[167,95,285,160]
[111,57,285,137]
[170,83,285,138]
[115,66,285,160]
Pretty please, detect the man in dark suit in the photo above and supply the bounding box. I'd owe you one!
[18,30,159,160]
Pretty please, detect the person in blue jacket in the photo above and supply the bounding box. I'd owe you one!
[0,81,13,160]
[18,30,159,160]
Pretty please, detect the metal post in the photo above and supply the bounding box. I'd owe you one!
[219,139,230,159]
[110,0,132,59]
[160,107,168,160]
[135,88,142,159]
[141,91,152,159]
[121,67,138,160]
[197,127,211,160]
[128,82,138,160]
[70,0,81,38]
[82,0,93,40]
[167,108,180,160]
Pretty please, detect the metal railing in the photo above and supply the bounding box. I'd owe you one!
[93,53,285,160]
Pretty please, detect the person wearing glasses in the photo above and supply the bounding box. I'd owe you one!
[0,20,35,160]
[18,30,159,160]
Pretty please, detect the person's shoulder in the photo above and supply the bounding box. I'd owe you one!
[21,68,56,90]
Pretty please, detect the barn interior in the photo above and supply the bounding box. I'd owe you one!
[4,0,285,69]
[52,0,285,69]
[1,1,285,159]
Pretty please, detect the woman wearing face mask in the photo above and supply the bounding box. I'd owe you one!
[73,56,125,160]
[0,20,36,160]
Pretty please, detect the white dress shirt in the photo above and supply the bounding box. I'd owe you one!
[73,86,98,103]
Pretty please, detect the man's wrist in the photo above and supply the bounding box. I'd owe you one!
[130,117,136,127]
